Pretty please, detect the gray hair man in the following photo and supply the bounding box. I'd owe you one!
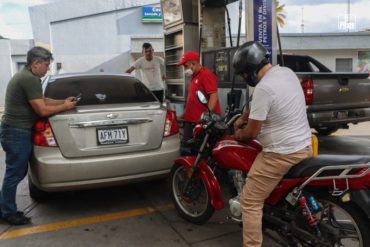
[0,46,76,225]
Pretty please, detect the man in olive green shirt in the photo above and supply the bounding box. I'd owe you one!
[0,47,76,225]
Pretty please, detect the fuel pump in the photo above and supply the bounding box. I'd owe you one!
[161,0,277,112]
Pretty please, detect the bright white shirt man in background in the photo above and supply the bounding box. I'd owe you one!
[232,41,313,247]
[126,42,166,102]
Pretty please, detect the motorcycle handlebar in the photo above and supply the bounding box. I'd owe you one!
[200,110,242,132]
[226,113,242,127]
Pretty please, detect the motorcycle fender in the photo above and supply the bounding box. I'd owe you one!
[349,190,370,222]
[174,157,224,210]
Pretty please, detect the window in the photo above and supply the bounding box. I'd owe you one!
[335,58,353,72]
[44,75,156,105]
[17,62,27,71]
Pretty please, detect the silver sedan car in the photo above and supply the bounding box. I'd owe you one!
[29,73,180,200]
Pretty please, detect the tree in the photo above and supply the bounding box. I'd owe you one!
[275,0,286,28]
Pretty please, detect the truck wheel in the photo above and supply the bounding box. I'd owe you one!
[314,127,338,136]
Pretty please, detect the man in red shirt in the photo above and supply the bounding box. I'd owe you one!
[177,51,221,147]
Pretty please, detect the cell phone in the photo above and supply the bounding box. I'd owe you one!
[76,93,82,102]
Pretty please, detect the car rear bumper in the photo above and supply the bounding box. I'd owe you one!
[307,107,370,127]
[29,134,180,192]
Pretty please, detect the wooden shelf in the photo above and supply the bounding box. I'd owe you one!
[166,78,184,85]
[165,44,183,51]
[163,23,199,102]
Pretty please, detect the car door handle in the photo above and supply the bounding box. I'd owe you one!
[69,118,153,128]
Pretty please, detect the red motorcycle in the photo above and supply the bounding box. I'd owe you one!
[170,91,370,246]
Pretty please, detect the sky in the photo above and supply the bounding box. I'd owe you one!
[0,0,53,39]
[0,0,370,39]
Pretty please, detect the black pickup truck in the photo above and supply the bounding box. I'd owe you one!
[279,54,370,135]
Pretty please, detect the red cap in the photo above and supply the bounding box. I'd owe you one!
[177,51,200,66]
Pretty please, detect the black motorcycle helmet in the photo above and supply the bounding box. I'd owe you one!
[232,41,270,87]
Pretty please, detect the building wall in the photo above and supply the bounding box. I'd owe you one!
[0,39,34,106]
[0,40,12,106]
[281,33,370,72]
[30,0,164,75]
[29,0,161,45]
[283,49,361,72]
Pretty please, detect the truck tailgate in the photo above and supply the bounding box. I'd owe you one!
[297,72,370,111]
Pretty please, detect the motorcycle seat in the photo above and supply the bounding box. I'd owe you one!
[284,154,370,178]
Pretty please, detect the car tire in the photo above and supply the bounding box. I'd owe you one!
[28,175,49,201]
[314,127,339,136]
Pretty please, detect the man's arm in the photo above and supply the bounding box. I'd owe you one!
[234,118,263,143]
[44,98,65,106]
[125,66,135,74]
[159,57,166,81]
[30,98,76,117]
[234,111,249,130]
[208,92,218,111]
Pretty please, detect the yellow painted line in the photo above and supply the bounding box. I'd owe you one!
[0,204,173,240]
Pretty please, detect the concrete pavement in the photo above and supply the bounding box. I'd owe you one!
[0,122,369,246]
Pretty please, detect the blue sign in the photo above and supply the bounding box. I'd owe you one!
[142,6,162,23]
[253,0,273,62]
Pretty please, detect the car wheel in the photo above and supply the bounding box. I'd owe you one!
[314,127,339,136]
[28,175,49,201]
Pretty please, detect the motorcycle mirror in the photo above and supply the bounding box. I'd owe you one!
[196,90,208,106]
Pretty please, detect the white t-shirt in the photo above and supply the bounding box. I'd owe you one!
[133,56,164,91]
[249,65,311,154]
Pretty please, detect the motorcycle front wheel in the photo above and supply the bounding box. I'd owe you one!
[170,164,214,224]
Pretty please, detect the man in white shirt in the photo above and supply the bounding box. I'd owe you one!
[232,41,312,247]
[126,43,166,102]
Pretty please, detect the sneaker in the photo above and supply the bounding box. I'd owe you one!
[4,212,31,225]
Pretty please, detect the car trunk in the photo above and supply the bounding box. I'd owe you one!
[48,104,165,158]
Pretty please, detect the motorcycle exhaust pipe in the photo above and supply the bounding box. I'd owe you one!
[227,215,242,223]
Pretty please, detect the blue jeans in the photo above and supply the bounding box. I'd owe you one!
[0,123,32,217]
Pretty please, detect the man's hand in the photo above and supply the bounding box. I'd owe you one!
[234,111,249,132]
[233,118,263,143]
[234,128,244,141]
[64,97,77,110]
[234,117,247,131]
[66,96,76,102]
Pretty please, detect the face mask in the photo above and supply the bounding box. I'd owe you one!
[185,68,193,77]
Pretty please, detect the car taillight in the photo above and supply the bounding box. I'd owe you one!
[301,79,313,105]
[33,120,58,147]
[163,110,179,137]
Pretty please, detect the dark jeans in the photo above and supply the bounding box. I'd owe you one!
[0,123,32,217]
[180,122,196,155]
[152,90,164,103]
[182,122,196,145]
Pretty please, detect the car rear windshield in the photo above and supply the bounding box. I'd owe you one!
[44,75,157,105]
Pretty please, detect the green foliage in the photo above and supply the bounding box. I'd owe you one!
[275,0,286,28]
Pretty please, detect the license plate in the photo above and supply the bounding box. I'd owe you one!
[96,127,128,145]
[335,111,348,120]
